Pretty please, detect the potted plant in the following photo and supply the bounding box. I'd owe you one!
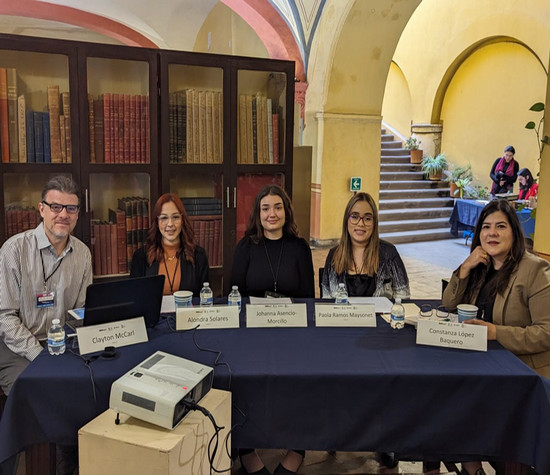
[421,153,447,181]
[453,177,472,199]
[443,163,473,197]
[404,135,423,164]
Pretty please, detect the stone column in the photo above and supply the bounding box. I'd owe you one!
[411,123,443,158]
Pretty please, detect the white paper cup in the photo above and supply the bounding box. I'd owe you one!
[457,304,478,323]
[174,290,193,308]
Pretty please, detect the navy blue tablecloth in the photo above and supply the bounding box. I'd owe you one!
[1,299,550,473]
[449,199,535,237]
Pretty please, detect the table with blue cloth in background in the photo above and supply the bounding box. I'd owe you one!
[1,299,550,474]
[449,198,535,238]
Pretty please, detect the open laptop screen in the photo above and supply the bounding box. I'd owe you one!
[76,274,165,328]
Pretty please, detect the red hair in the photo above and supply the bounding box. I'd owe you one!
[146,193,196,266]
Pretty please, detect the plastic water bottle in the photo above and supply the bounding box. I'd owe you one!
[228,285,241,310]
[47,318,66,355]
[390,298,405,329]
[334,283,348,304]
[200,282,213,307]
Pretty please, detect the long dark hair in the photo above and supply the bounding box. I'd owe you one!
[465,199,525,301]
[517,167,535,190]
[244,184,298,243]
[146,193,196,266]
[332,192,380,276]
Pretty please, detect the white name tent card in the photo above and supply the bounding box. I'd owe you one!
[246,303,307,328]
[347,296,393,314]
[76,317,148,355]
[315,304,377,327]
[248,296,293,304]
[176,305,240,330]
[416,320,487,352]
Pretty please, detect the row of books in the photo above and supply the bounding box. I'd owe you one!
[0,68,72,163]
[4,206,40,238]
[188,215,222,267]
[90,196,150,277]
[238,93,281,164]
[168,89,223,164]
[88,93,150,164]
[181,197,222,216]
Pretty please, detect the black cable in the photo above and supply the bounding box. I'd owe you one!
[68,348,98,403]
[190,326,232,392]
[183,399,233,474]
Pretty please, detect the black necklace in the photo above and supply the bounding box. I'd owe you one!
[263,236,285,292]
[163,256,179,294]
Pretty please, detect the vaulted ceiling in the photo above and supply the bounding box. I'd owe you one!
[0,0,327,80]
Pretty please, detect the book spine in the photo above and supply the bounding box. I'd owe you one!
[6,68,18,163]
[206,90,213,163]
[17,95,26,163]
[103,93,111,163]
[246,95,253,163]
[47,85,62,163]
[25,110,34,163]
[145,96,149,163]
[93,99,104,163]
[0,68,9,162]
[267,98,273,164]
[124,94,130,164]
[61,91,71,163]
[92,221,101,276]
[272,113,279,164]
[42,111,51,163]
[109,223,118,275]
[186,89,194,164]
[33,112,44,163]
[130,94,137,163]
[112,93,119,163]
[88,94,95,163]
[59,115,66,163]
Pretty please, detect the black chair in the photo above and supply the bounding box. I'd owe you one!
[318,267,324,297]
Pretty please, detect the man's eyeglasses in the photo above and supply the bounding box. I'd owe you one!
[348,213,374,226]
[420,304,449,319]
[41,200,80,214]
[158,214,182,225]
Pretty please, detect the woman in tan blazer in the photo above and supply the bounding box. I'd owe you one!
[443,199,550,475]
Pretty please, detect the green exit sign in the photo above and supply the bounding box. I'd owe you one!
[350,177,362,192]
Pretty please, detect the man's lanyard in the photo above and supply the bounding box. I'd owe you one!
[40,248,65,290]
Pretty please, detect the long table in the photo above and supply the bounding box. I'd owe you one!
[449,198,535,237]
[2,300,550,473]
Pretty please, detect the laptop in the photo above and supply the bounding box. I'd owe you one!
[67,274,165,330]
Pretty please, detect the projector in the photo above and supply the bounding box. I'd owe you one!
[109,351,214,429]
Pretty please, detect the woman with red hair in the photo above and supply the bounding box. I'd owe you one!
[130,193,209,296]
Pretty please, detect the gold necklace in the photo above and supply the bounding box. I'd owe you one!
[166,254,177,261]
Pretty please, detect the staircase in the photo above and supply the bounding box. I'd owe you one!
[378,129,454,244]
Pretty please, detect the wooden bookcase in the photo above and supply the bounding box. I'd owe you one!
[0,33,295,296]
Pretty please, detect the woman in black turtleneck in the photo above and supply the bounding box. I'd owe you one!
[230,184,314,474]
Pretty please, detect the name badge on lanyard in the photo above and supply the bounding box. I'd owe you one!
[36,290,56,308]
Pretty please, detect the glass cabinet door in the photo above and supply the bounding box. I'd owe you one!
[237,70,287,165]
[88,172,150,277]
[168,64,223,164]
[86,57,150,165]
[169,171,223,291]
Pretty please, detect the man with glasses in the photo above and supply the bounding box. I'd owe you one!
[0,175,92,395]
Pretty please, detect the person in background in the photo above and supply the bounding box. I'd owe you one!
[321,192,410,300]
[130,193,209,296]
[517,167,539,201]
[489,145,519,195]
[231,184,314,474]
[443,199,550,475]
[0,175,92,475]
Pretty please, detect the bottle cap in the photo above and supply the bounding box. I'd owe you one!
[52,318,60,324]
[203,282,210,287]
[395,298,402,304]
[232,285,238,290]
